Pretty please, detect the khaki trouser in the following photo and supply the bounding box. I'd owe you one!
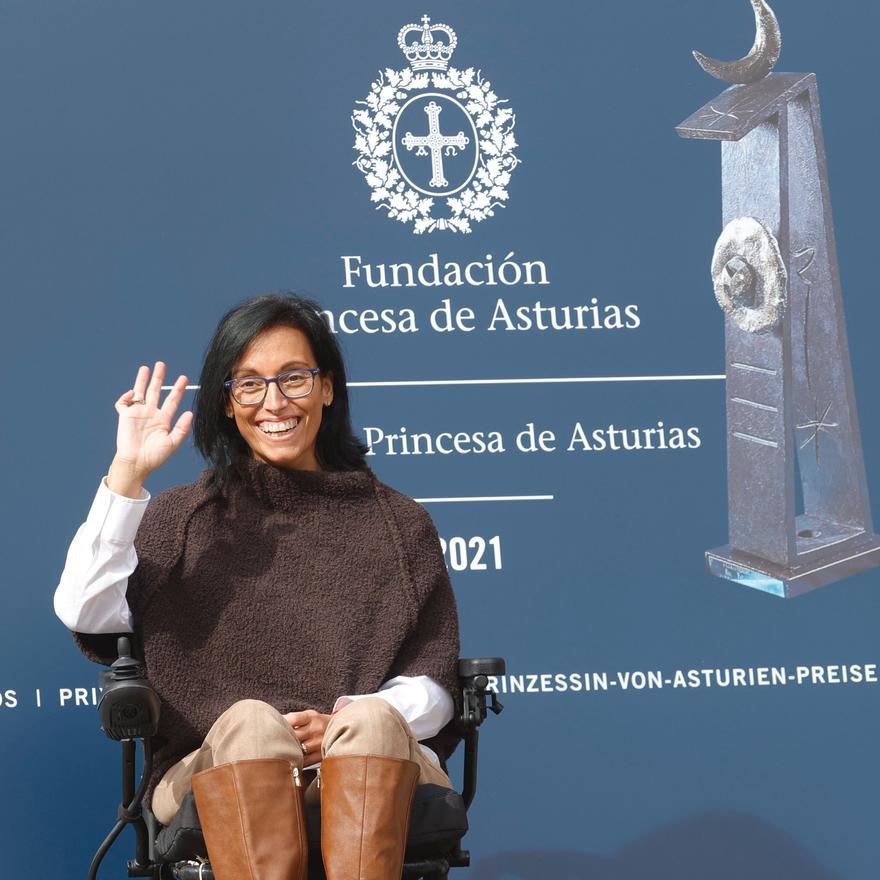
[151,697,452,825]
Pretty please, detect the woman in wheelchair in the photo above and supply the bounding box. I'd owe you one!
[55,293,461,880]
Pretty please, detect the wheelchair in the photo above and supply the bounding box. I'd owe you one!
[88,637,504,879]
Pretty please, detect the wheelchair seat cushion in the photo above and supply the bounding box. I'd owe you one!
[155,783,468,864]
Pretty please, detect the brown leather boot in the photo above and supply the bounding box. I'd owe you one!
[191,757,308,880]
[320,755,420,879]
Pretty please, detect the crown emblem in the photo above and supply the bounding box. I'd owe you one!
[397,15,457,72]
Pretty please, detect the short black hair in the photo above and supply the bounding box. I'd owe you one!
[193,293,367,483]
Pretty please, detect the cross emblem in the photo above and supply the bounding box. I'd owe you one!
[401,101,469,189]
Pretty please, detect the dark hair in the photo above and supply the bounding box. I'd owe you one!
[194,293,368,483]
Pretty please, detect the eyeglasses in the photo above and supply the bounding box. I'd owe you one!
[224,368,321,406]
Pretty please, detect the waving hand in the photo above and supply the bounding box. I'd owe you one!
[108,362,193,497]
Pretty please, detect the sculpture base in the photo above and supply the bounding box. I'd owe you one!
[706,537,880,598]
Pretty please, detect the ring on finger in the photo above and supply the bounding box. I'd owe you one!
[300,739,308,755]
[130,395,145,405]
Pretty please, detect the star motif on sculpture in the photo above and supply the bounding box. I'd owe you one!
[797,399,838,466]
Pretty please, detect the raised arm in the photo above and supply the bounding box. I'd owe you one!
[54,362,192,634]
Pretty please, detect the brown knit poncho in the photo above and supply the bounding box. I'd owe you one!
[74,458,460,803]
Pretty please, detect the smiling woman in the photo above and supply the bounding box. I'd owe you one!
[54,293,461,880]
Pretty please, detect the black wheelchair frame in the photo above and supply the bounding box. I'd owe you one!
[88,638,504,880]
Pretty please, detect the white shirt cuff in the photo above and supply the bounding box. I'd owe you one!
[91,477,150,544]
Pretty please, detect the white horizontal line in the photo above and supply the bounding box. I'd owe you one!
[415,495,555,504]
[165,375,726,391]
[348,375,726,388]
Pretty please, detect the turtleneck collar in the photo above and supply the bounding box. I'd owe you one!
[228,456,375,511]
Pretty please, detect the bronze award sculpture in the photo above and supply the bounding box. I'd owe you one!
[677,0,880,597]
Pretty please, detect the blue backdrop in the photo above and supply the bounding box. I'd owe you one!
[2,1,879,877]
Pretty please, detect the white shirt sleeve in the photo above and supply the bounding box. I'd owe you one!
[333,675,454,741]
[53,478,150,634]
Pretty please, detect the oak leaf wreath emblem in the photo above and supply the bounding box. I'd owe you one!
[352,66,519,234]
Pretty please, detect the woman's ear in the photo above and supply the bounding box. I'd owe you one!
[322,371,334,407]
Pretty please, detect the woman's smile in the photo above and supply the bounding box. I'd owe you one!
[258,417,301,439]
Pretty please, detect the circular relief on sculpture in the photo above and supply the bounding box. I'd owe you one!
[711,216,787,333]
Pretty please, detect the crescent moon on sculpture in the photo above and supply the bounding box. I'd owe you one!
[693,0,781,84]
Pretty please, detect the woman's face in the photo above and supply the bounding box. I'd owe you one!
[225,325,333,471]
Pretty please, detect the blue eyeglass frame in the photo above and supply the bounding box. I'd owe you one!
[224,368,322,406]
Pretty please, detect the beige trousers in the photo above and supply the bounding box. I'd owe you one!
[151,697,452,825]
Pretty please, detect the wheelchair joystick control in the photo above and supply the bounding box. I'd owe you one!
[98,636,160,741]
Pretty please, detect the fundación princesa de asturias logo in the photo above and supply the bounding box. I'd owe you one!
[352,15,520,234]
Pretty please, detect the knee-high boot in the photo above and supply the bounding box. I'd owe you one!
[192,757,308,880]
[320,754,420,880]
